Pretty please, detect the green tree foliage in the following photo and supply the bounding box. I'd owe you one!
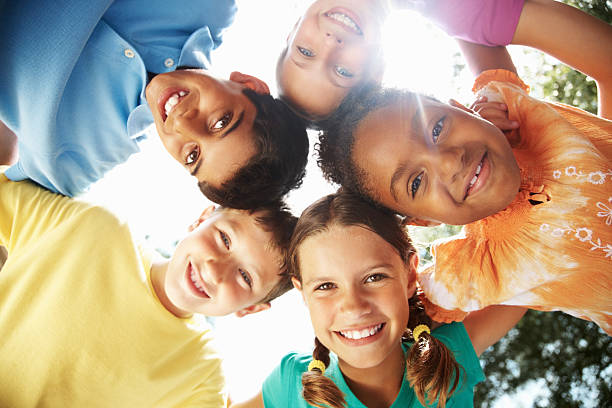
[521,0,611,115]
[475,312,611,407]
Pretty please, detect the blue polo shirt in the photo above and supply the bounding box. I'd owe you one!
[0,0,236,196]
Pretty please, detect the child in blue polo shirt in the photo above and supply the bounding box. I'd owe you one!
[0,0,308,208]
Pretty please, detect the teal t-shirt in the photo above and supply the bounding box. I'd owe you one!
[262,322,485,407]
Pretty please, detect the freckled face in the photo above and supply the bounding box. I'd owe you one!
[146,69,258,188]
[295,225,414,371]
[279,0,386,119]
[351,99,521,225]
[165,210,282,316]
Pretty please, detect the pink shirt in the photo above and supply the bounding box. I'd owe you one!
[420,0,525,46]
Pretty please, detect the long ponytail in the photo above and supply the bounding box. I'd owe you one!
[301,338,346,408]
[405,292,463,407]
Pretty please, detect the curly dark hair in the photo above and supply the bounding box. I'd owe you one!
[199,88,309,209]
[316,84,424,205]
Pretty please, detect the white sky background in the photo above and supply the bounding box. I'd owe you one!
[83,0,555,404]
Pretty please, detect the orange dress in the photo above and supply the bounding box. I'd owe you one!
[418,70,612,335]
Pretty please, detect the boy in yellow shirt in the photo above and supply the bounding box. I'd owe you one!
[0,170,295,407]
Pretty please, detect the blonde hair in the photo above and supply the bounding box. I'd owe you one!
[289,191,462,407]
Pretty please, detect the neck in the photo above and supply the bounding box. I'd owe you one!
[150,260,192,318]
[338,344,405,408]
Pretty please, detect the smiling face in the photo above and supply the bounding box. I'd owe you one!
[294,224,415,371]
[146,69,262,189]
[278,0,386,119]
[164,208,282,317]
[351,98,521,225]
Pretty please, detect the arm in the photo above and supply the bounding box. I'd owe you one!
[230,392,265,408]
[456,40,517,76]
[514,0,612,118]
[463,305,527,356]
[0,120,18,166]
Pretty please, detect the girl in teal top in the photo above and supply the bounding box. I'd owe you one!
[232,191,525,408]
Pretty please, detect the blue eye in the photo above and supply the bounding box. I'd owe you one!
[335,66,354,78]
[411,173,423,198]
[297,46,314,57]
[432,117,445,143]
[219,231,230,250]
[239,268,252,287]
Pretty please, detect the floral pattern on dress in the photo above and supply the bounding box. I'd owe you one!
[555,166,612,184]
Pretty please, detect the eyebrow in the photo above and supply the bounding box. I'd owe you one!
[390,163,408,203]
[227,218,262,286]
[191,111,245,178]
[222,111,245,139]
[389,104,424,202]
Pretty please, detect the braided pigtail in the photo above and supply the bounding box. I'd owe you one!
[301,337,346,408]
[404,292,463,408]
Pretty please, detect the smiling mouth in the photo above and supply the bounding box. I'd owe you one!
[158,89,189,122]
[324,9,363,35]
[186,261,209,298]
[464,153,487,200]
[337,323,384,340]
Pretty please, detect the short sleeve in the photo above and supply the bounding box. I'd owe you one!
[433,322,485,389]
[420,0,524,46]
[262,353,306,408]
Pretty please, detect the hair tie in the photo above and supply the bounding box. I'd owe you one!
[307,359,326,374]
[412,324,431,341]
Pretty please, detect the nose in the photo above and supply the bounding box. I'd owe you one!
[324,31,343,46]
[339,287,371,316]
[436,145,466,184]
[205,260,227,285]
[172,106,201,136]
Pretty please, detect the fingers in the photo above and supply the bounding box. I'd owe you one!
[470,96,519,131]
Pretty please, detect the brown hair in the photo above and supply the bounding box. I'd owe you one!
[224,201,298,305]
[288,191,462,407]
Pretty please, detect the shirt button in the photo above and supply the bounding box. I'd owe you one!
[164,58,175,68]
[124,48,135,58]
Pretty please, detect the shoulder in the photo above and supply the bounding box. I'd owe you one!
[432,322,485,386]
[262,352,311,408]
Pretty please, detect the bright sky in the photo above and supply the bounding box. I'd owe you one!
[82,0,550,404]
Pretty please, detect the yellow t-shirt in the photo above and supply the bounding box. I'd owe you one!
[0,174,226,407]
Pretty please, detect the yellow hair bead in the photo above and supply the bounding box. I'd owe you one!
[412,324,431,341]
[307,359,326,374]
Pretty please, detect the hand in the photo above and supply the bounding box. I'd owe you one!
[467,96,520,131]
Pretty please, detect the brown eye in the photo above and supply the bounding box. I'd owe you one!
[212,113,232,130]
[185,146,199,165]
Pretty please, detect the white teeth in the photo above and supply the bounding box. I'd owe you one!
[340,324,383,340]
[468,162,483,189]
[190,269,206,294]
[164,92,185,117]
[326,12,362,34]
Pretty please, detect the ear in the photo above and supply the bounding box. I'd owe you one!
[448,98,476,115]
[229,71,270,95]
[189,205,216,232]
[401,216,441,228]
[234,302,271,318]
[291,277,306,302]
[406,253,419,296]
